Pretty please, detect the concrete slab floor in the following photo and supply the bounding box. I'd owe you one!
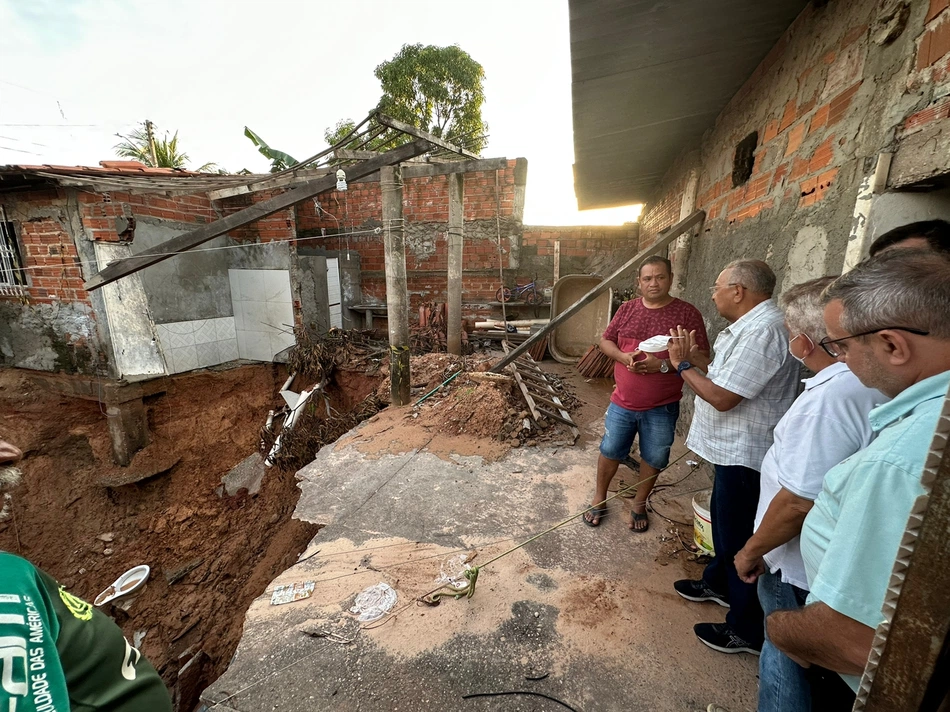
[203,366,757,712]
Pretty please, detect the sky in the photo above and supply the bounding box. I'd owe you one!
[0,0,642,226]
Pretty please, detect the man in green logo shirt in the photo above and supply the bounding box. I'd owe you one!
[0,439,171,712]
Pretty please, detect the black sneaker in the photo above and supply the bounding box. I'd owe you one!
[673,579,730,608]
[694,622,761,655]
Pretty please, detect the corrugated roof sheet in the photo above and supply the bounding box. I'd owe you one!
[570,0,809,210]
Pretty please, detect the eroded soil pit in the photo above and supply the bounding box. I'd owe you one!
[0,349,578,709]
[0,364,345,708]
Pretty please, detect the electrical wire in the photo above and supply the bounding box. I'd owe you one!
[14,224,393,275]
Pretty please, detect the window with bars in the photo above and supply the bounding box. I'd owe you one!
[0,220,27,295]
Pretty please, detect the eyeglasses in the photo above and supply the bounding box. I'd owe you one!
[709,283,740,295]
[818,326,930,358]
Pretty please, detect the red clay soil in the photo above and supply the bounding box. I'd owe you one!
[0,364,323,706]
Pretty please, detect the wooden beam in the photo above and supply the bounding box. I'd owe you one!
[206,169,333,201]
[400,157,508,179]
[489,209,706,373]
[376,113,480,159]
[333,149,428,164]
[83,140,430,292]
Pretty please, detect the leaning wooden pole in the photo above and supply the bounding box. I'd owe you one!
[446,173,464,356]
[489,209,705,373]
[381,165,411,405]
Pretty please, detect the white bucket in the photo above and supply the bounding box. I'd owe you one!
[692,490,715,557]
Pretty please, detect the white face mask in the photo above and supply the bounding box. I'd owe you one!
[788,333,807,364]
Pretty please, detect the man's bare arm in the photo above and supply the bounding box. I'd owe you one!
[735,488,814,583]
[600,338,635,368]
[768,602,876,675]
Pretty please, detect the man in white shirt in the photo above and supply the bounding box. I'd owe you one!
[667,260,800,655]
[731,277,886,712]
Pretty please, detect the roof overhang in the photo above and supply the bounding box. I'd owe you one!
[570,0,809,210]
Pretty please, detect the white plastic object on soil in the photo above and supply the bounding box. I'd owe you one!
[270,581,315,606]
[436,554,473,590]
[638,334,684,353]
[94,565,150,606]
[350,582,398,622]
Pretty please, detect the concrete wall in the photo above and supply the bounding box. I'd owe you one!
[521,225,641,287]
[635,0,950,348]
[135,220,233,324]
[866,186,950,239]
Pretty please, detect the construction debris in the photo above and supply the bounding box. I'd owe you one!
[575,345,615,378]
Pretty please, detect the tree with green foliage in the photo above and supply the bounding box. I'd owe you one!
[114,123,217,172]
[325,44,488,154]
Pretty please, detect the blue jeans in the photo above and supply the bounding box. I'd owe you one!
[599,401,679,469]
[759,571,811,712]
[702,464,764,646]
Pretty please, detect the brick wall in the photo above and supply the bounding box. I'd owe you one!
[295,161,519,232]
[296,160,524,311]
[636,0,950,287]
[0,189,89,305]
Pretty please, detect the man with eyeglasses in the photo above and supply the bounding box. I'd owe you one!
[729,277,886,712]
[667,260,800,656]
[767,249,950,703]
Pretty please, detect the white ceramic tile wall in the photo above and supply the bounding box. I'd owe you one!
[155,317,239,374]
[229,269,296,362]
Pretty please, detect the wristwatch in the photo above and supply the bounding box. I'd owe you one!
[677,361,692,375]
[659,359,669,374]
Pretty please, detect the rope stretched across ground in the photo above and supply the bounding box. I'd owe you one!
[418,448,696,605]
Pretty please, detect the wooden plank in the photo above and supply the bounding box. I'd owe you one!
[333,149,428,163]
[84,140,430,291]
[536,407,577,428]
[401,157,508,179]
[502,342,542,421]
[206,169,333,200]
[376,113,480,159]
[489,209,705,373]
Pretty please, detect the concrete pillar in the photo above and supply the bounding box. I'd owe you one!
[670,169,698,297]
[447,173,464,355]
[381,166,411,406]
[107,398,149,466]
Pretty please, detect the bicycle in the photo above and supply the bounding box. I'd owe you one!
[496,280,542,304]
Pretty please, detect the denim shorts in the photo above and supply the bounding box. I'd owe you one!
[600,401,679,469]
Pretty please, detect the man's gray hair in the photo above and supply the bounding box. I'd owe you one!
[780,276,837,342]
[725,259,776,296]
[823,249,950,339]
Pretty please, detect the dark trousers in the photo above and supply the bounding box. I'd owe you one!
[702,463,764,647]
[807,666,857,711]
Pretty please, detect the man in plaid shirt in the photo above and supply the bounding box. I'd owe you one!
[667,259,800,655]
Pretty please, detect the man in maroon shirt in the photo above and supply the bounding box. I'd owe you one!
[584,256,709,532]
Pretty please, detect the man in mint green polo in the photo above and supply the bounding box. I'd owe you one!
[767,249,950,705]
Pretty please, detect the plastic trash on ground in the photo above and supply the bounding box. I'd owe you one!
[436,553,475,591]
[350,582,397,622]
[270,581,315,605]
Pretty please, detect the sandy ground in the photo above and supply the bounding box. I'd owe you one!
[204,361,759,712]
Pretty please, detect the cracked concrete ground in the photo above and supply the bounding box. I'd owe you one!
[202,369,757,712]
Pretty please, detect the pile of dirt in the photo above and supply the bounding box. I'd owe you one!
[0,365,321,708]
[374,352,470,402]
